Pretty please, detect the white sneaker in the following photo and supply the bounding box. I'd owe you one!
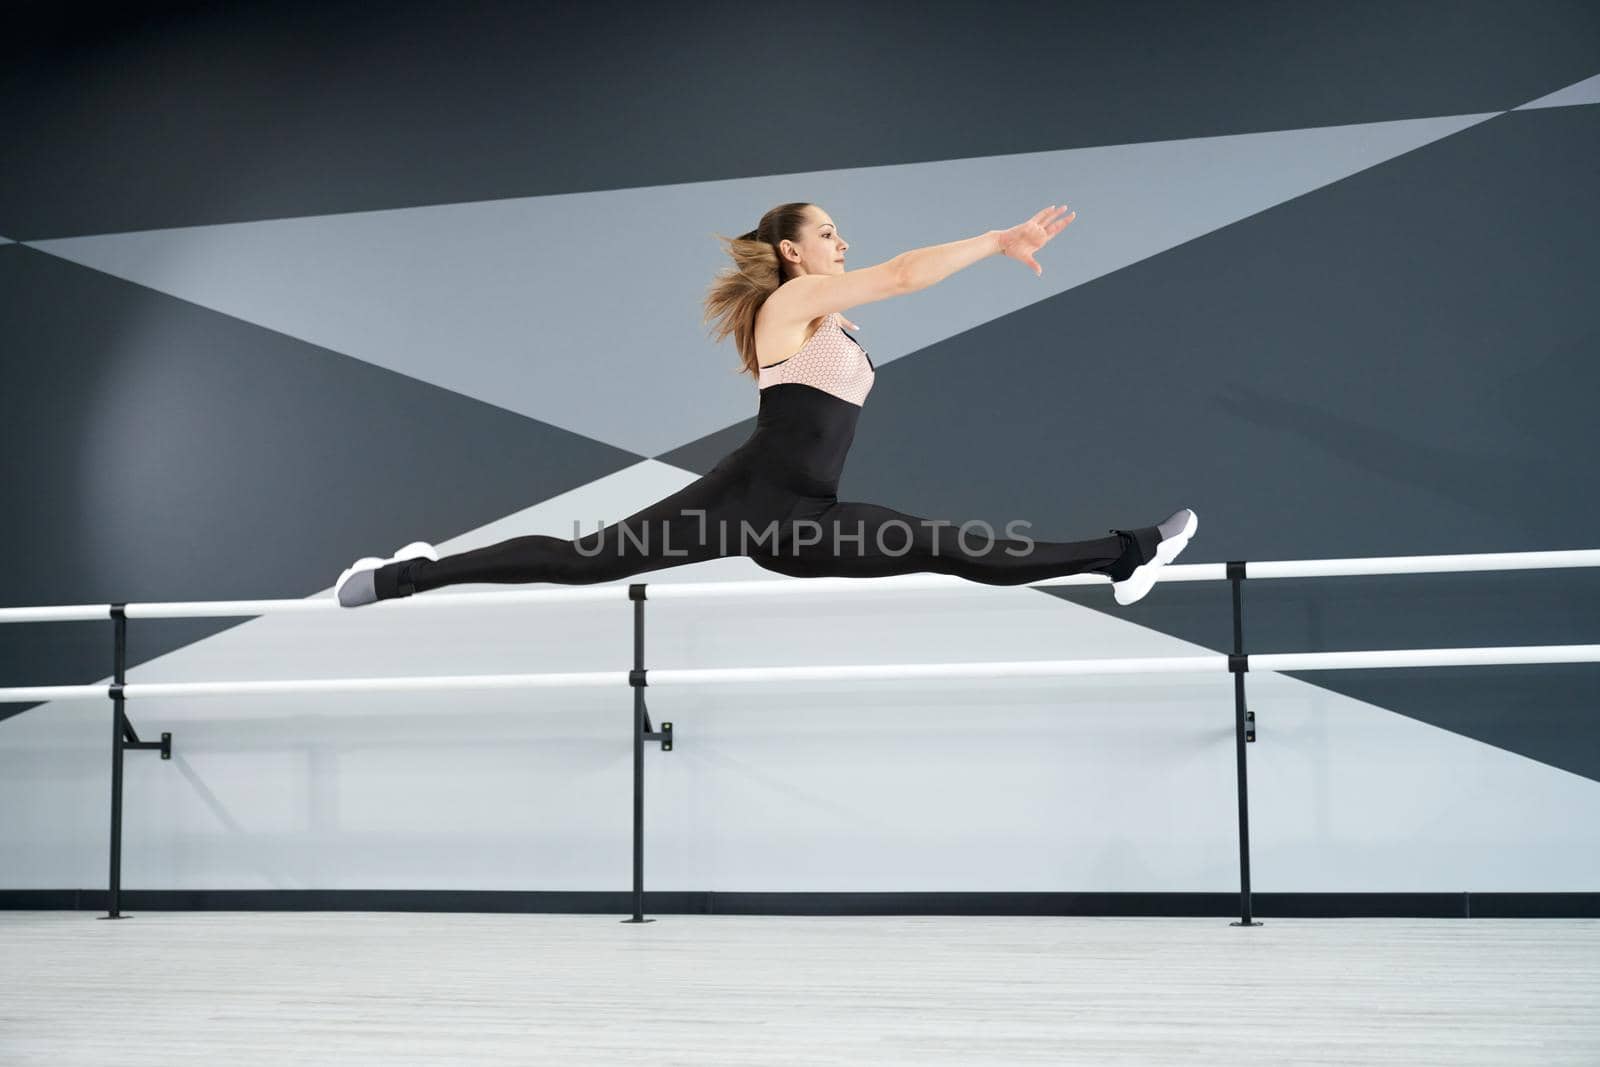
[334,541,439,608]
[1112,509,1197,606]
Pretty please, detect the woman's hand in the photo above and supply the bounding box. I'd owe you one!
[997,204,1076,277]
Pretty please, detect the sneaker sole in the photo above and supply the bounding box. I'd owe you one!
[1114,509,1197,606]
[333,541,440,606]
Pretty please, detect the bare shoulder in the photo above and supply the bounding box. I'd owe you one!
[756,267,902,367]
[755,286,825,369]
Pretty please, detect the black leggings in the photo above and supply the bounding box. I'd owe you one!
[409,458,1131,593]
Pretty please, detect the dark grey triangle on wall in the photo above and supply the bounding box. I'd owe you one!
[0,245,644,723]
[661,104,1600,783]
[3,0,1599,238]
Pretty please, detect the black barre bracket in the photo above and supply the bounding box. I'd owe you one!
[627,668,673,751]
[638,699,674,751]
[122,713,173,759]
[109,611,175,760]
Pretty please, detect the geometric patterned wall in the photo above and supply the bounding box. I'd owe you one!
[3,4,1597,893]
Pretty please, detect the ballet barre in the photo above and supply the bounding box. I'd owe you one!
[2,548,1597,624]
[1,547,1596,925]
[4,644,1600,705]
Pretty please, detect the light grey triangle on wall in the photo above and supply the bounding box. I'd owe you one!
[30,111,1495,458]
[1515,71,1600,111]
[0,243,646,725]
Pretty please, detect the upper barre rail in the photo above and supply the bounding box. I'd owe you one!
[0,548,1597,625]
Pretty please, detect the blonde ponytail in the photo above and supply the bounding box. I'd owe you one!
[702,203,814,380]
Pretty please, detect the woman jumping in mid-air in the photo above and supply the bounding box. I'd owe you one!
[334,201,1196,608]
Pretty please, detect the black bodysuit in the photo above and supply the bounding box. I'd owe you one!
[403,312,1133,595]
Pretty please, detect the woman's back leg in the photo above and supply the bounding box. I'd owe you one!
[409,465,790,592]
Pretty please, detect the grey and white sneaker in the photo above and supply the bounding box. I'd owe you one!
[334,541,439,608]
[1111,508,1198,606]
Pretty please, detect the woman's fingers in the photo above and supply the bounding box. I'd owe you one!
[1027,202,1073,223]
[1002,204,1074,276]
[1022,205,1073,239]
[1048,211,1077,234]
[1003,205,1074,274]
[1031,210,1076,244]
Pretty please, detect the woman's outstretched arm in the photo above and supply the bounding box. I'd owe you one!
[891,230,1003,292]
[766,203,1078,325]
[896,203,1077,289]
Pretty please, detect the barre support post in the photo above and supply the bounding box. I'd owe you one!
[624,584,655,924]
[101,606,129,920]
[99,605,176,921]
[1227,562,1261,929]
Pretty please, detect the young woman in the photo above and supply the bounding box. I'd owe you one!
[335,202,1196,608]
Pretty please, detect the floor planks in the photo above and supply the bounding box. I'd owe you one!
[3,912,1597,1064]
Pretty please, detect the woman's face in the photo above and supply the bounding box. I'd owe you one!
[781,207,849,277]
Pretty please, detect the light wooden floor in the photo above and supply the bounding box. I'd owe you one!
[3,911,1597,1065]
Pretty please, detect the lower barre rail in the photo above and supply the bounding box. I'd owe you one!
[3,644,1598,703]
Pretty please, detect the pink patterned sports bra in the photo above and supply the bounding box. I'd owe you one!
[758,312,876,406]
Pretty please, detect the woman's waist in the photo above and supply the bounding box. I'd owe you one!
[707,385,855,490]
[718,429,851,496]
